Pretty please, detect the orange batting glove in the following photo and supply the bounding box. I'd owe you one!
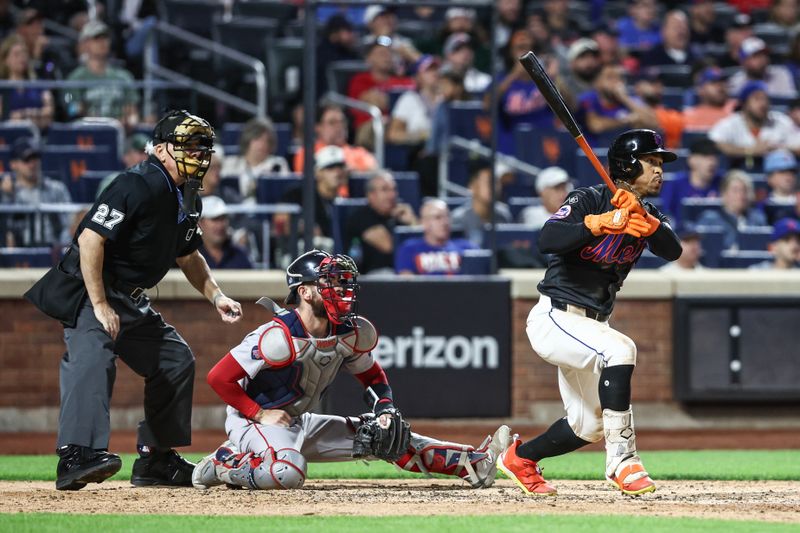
[640,213,660,237]
[584,208,630,236]
[625,213,653,238]
[611,189,646,217]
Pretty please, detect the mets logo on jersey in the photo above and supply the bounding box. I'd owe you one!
[550,205,571,220]
[580,234,646,265]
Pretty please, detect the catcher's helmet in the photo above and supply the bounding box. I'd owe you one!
[607,129,676,182]
[153,109,215,181]
[285,250,360,325]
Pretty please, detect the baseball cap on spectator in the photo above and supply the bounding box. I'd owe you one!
[315,145,346,171]
[445,8,476,21]
[770,217,800,242]
[444,33,472,56]
[592,21,620,37]
[731,13,752,29]
[412,54,440,75]
[325,14,353,35]
[364,5,391,25]
[739,37,769,61]
[689,137,720,156]
[567,38,599,63]
[124,133,149,153]
[12,137,41,161]
[536,166,571,195]
[696,66,726,85]
[201,196,228,219]
[737,80,768,105]
[764,150,797,174]
[675,222,701,241]
[80,20,110,41]
[15,8,42,26]
[495,161,514,179]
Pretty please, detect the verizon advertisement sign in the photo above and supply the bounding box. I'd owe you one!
[324,279,511,417]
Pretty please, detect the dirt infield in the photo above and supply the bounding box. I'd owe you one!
[2,479,798,523]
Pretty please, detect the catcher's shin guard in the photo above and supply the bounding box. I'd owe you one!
[193,445,306,490]
[393,425,511,488]
[603,406,655,495]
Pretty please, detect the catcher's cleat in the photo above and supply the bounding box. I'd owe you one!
[471,424,512,489]
[192,442,238,490]
[131,449,195,487]
[56,445,122,491]
[607,461,656,496]
[497,438,557,496]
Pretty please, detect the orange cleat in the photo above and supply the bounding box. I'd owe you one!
[607,462,656,496]
[497,439,557,496]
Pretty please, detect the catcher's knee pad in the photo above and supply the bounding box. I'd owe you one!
[603,333,637,367]
[251,448,307,490]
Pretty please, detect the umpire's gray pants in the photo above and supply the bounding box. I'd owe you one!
[57,287,195,450]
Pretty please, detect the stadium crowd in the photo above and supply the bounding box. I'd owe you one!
[0,0,799,272]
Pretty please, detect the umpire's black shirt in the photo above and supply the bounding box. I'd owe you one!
[537,185,681,316]
[75,156,203,288]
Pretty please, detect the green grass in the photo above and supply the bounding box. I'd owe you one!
[2,450,799,482]
[0,514,796,533]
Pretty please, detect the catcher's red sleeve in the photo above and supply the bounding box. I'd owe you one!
[207,353,261,419]
[354,361,389,388]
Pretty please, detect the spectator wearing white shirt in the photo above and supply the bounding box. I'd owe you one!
[727,37,797,99]
[518,166,573,229]
[441,32,491,93]
[387,55,439,145]
[709,81,800,166]
[221,117,290,203]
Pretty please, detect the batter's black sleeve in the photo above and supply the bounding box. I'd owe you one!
[645,206,682,261]
[538,189,597,255]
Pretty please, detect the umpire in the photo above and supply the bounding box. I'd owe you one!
[25,110,243,491]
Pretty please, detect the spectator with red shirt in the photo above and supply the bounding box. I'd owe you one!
[395,199,476,275]
[347,36,415,148]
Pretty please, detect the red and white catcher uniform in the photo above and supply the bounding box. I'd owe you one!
[193,298,508,490]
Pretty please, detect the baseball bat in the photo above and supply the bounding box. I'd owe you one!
[518,51,617,193]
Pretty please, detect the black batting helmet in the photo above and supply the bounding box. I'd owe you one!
[607,129,677,182]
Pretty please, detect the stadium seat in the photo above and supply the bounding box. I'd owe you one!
[513,126,577,176]
[349,172,421,211]
[656,65,693,88]
[220,122,292,159]
[160,0,225,38]
[69,171,109,203]
[384,143,411,172]
[681,197,723,224]
[394,225,423,249]
[42,147,121,183]
[719,250,773,268]
[0,145,11,173]
[737,226,773,251]
[753,23,790,48]
[212,17,279,63]
[255,174,302,204]
[331,198,368,254]
[448,101,486,142]
[0,121,40,148]
[443,196,470,212]
[574,149,609,189]
[482,223,539,250]
[763,199,796,224]
[325,60,368,95]
[695,225,726,267]
[0,247,55,268]
[507,197,542,220]
[233,1,298,23]
[460,249,493,275]
[47,121,123,161]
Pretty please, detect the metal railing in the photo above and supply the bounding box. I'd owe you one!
[143,21,267,119]
[322,92,385,169]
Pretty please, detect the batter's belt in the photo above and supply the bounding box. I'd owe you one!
[550,298,610,322]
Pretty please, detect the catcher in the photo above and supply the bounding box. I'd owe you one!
[193,250,510,490]
[498,130,682,496]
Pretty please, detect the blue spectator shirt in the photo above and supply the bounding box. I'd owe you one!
[695,208,768,250]
[616,17,661,52]
[199,240,253,269]
[395,237,477,275]
[659,171,722,224]
[497,74,555,155]
[577,90,636,145]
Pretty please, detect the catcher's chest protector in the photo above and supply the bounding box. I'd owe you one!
[240,299,377,417]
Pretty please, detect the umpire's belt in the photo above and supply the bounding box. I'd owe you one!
[550,299,609,322]
[111,280,147,301]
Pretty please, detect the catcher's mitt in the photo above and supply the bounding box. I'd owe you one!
[352,408,411,462]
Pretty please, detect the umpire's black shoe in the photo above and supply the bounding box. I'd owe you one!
[131,449,195,487]
[56,445,122,491]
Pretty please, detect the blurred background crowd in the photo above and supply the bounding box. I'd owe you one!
[0,0,799,273]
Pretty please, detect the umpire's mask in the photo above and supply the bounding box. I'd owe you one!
[153,109,215,220]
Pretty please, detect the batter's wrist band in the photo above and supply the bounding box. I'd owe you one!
[212,291,224,307]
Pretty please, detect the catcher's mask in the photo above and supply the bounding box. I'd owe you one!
[607,129,676,183]
[285,250,360,325]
